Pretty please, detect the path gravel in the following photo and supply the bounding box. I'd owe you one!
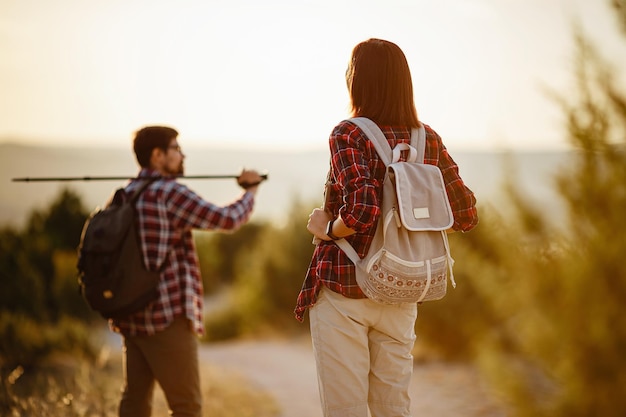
[106,331,508,416]
[198,336,509,417]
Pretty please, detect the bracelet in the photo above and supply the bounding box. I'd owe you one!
[325,219,341,240]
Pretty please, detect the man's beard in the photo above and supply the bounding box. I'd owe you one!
[165,163,184,176]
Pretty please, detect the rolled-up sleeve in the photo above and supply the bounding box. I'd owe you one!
[330,127,381,233]
[166,184,255,232]
[437,145,478,232]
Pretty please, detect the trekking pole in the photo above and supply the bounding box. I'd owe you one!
[11,174,269,182]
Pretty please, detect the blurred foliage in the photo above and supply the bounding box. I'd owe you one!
[194,222,268,294]
[0,227,48,320]
[614,0,626,33]
[0,188,91,323]
[0,186,283,414]
[0,187,96,375]
[0,313,94,369]
[202,199,316,340]
[26,188,89,251]
[203,306,244,342]
[416,8,626,416]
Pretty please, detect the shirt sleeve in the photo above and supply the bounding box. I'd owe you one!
[435,139,479,232]
[329,123,382,233]
[165,183,255,232]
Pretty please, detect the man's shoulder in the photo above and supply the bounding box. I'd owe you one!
[152,179,194,197]
[128,178,192,198]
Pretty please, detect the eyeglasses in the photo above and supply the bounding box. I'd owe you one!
[167,144,182,153]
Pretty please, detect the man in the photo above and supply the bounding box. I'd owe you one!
[110,125,263,417]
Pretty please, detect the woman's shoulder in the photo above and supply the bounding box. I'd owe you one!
[420,122,444,145]
[332,119,361,135]
[328,120,369,148]
[420,121,438,136]
[331,118,444,147]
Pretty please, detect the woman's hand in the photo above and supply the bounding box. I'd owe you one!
[307,208,333,241]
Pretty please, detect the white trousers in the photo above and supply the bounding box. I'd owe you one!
[310,287,418,417]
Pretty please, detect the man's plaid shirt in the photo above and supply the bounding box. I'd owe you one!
[294,120,478,321]
[110,168,255,336]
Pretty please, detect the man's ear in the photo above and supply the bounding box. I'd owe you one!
[148,147,164,169]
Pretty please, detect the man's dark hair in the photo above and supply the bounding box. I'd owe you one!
[133,126,179,168]
[346,39,420,128]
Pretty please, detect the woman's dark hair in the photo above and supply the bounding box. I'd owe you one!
[133,126,178,168]
[346,39,419,127]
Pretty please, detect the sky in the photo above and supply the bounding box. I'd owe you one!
[1,0,625,152]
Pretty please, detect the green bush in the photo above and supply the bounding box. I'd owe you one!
[0,312,95,369]
[0,228,48,320]
[202,199,316,339]
[26,188,89,251]
[51,251,98,320]
[230,199,316,331]
[203,306,244,342]
[194,222,268,294]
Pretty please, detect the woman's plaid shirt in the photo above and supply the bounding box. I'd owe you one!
[111,168,255,336]
[294,120,478,321]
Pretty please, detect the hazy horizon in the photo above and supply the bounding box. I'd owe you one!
[0,122,581,153]
[1,143,573,230]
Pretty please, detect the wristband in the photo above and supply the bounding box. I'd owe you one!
[326,219,341,240]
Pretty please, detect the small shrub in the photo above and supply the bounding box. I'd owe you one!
[203,306,244,342]
[0,312,95,369]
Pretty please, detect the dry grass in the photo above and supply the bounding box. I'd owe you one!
[1,345,280,417]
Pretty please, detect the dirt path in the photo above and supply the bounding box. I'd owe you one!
[198,337,322,417]
[106,331,508,416]
[198,335,508,417]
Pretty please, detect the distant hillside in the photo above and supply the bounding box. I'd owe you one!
[0,143,572,229]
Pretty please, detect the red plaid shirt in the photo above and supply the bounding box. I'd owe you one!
[294,120,478,321]
[110,168,255,336]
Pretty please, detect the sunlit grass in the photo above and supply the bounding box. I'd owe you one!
[1,347,280,417]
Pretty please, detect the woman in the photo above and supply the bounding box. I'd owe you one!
[295,39,478,417]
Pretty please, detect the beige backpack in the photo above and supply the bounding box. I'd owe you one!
[335,117,455,304]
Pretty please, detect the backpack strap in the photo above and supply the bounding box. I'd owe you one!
[335,236,361,267]
[129,177,159,205]
[412,126,426,164]
[350,117,393,166]
[126,177,169,271]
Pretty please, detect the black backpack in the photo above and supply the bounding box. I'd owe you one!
[77,179,161,319]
